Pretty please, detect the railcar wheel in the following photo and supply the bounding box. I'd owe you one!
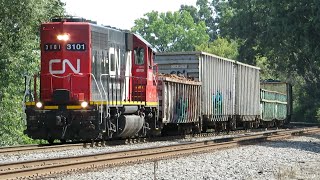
[254,121,260,128]
[215,122,222,133]
[243,122,251,130]
[202,126,208,133]
[228,119,237,131]
[250,122,254,129]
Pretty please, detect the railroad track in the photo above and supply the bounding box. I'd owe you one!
[1,127,319,180]
[0,143,84,156]
[0,127,282,156]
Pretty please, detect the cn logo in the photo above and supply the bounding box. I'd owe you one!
[49,59,80,74]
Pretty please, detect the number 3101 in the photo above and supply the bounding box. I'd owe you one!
[66,43,86,51]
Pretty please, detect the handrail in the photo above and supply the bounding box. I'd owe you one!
[23,72,150,105]
[23,75,35,103]
[99,74,111,101]
[99,74,147,104]
[89,73,104,125]
[33,74,38,102]
[22,75,36,125]
[89,73,104,101]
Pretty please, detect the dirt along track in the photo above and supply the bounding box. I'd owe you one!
[0,127,319,180]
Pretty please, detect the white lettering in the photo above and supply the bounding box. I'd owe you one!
[109,47,121,76]
[49,59,80,74]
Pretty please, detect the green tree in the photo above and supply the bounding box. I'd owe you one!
[0,0,64,146]
[180,5,200,23]
[180,0,217,41]
[131,10,209,52]
[196,36,239,59]
[214,0,266,65]
[214,0,320,122]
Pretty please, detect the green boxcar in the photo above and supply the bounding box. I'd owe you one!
[260,81,292,123]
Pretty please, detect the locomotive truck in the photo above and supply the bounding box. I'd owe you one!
[23,17,292,143]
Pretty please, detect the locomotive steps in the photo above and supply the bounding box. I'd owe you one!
[0,127,319,180]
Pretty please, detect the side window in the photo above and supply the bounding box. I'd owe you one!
[148,50,152,68]
[134,47,144,65]
[109,47,117,76]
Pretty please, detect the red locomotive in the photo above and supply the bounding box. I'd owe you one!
[24,17,160,143]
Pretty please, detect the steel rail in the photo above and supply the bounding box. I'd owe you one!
[0,144,83,156]
[0,127,319,180]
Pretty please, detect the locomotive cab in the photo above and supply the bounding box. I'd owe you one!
[131,34,158,103]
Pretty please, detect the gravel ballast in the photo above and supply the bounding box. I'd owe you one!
[0,133,240,164]
[51,133,320,180]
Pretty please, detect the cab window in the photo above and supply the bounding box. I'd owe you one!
[134,47,144,65]
[148,50,152,68]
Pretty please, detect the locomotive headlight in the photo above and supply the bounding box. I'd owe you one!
[36,102,43,108]
[57,34,70,41]
[81,101,88,108]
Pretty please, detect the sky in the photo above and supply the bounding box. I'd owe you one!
[61,0,197,30]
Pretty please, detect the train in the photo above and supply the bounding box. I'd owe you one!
[22,17,292,143]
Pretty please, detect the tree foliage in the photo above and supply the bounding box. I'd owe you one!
[0,0,64,146]
[131,10,209,52]
[214,0,320,121]
[181,0,217,41]
[133,0,320,121]
[196,36,238,59]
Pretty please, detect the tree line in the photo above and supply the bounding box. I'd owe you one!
[0,0,318,146]
[0,0,64,145]
[132,0,320,123]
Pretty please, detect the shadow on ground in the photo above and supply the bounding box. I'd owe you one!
[257,134,320,154]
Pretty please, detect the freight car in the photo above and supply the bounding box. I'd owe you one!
[158,75,202,135]
[260,80,293,127]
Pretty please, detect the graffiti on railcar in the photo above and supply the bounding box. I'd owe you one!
[212,91,223,115]
[175,96,189,122]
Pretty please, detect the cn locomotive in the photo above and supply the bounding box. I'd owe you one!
[23,17,292,143]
